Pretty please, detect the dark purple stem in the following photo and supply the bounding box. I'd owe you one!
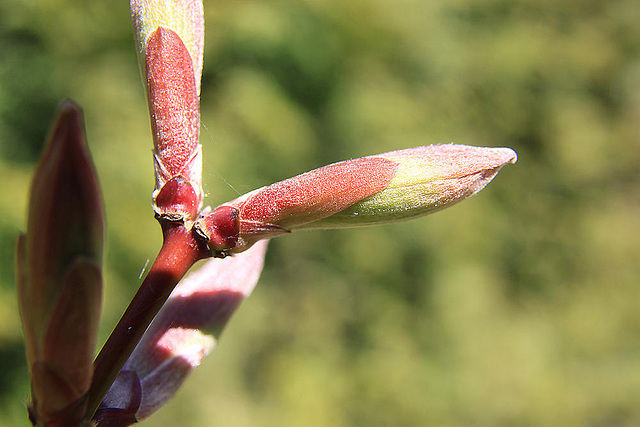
[85,224,208,421]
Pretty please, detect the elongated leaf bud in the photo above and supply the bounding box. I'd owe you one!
[130,0,205,222]
[17,101,104,426]
[195,144,516,257]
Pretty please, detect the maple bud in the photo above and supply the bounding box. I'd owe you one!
[194,144,517,257]
[17,101,104,426]
[130,0,205,223]
[95,241,268,424]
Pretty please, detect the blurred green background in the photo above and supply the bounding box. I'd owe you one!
[1,0,639,426]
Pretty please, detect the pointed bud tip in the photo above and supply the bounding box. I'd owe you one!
[56,100,81,125]
[43,100,84,158]
[58,98,82,113]
[494,147,518,165]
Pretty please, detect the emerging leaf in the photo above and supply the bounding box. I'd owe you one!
[96,241,268,424]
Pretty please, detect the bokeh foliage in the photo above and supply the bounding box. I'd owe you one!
[1,0,639,426]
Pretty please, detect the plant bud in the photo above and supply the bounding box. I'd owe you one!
[17,101,104,426]
[195,145,517,256]
[130,0,205,222]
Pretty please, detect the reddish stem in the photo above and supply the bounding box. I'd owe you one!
[85,224,208,421]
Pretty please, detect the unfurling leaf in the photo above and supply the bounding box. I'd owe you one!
[96,241,268,424]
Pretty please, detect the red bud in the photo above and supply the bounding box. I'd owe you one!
[153,176,199,221]
[194,156,397,255]
[145,27,199,178]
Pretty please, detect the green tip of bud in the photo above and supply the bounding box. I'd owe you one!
[304,144,518,228]
[130,0,204,94]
